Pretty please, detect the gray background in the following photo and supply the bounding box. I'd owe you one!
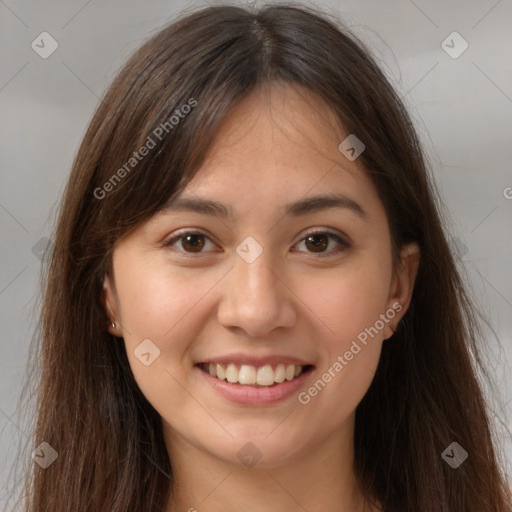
[1,0,511,507]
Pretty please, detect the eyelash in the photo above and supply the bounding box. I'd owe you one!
[162,228,350,258]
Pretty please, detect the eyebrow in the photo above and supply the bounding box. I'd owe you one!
[162,193,367,220]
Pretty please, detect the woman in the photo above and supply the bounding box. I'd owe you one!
[14,3,511,511]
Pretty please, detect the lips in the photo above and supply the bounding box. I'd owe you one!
[194,353,315,404]
[196,362,315,405]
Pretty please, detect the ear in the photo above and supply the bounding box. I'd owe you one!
[101,273,121,337]
[383,242,420,339]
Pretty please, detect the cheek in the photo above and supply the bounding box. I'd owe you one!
[296,251,392,409]
[113,255,226,379]
[112,256,224,418]
[314,252,393,350]
[115,255,212,338]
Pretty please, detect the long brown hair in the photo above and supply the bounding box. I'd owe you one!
[7,3,511,511]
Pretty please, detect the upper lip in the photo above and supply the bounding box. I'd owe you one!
[196,353,314,367]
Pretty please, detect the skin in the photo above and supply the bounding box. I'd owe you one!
[102,83,420,512]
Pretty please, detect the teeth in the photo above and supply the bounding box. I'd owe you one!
[274,363,286,383]
[216,363,225,380]
[203,362,306,387]
[239,365,257,385]
[226,363,238,383]
[256,365,274,386]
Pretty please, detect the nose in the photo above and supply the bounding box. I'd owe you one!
[216,248,297,338]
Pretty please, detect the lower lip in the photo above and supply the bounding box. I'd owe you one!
[196,365,315,405]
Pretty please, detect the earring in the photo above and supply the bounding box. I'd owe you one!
[106,302,117,331]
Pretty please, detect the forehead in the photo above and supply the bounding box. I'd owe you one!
[173,84,385,222]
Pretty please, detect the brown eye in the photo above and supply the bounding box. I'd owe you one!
[164,230,216,254]
[304,234,329,252]
[293,231,349,257]
[180,234,205,252]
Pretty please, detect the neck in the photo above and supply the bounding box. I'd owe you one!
[163,414,377,512]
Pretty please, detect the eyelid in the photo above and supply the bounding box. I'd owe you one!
[163,228,220,252]
[163,227,350,256]
[292,227,350,256]
[297,227,349,243]
[165,227,212,241]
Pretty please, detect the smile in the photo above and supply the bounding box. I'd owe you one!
[198,362,310,387]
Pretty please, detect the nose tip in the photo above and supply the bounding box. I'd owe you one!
[216,252,296,338]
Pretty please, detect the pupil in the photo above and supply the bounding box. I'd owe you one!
[184,234,204,252]
[306,234,327,252]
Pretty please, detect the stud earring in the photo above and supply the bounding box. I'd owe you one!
[111,320,116,329]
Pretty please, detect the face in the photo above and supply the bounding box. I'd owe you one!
[103,84,419,469]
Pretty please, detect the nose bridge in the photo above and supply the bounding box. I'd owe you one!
[217,241,296,337]
[234,234,280,298]
[238,250,278,300]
